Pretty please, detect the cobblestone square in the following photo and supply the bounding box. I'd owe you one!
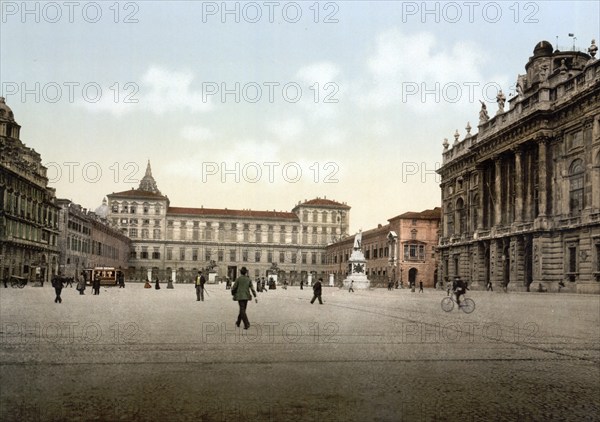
[1,284,599,421]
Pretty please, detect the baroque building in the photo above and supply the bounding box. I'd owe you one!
[325,208,440,287]
[0,97,60,284]
[56,199,131,278]
[106,162,350,283]
[438,40,600,293]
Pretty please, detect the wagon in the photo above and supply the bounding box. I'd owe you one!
[9,276,28,289]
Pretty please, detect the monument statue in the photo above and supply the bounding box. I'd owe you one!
[343,230,370,289]
[353,230,362,250]
[496,90,506,114]
[479,100,489,124]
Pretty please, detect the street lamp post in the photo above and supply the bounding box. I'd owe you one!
[336,210,346,285]
[387,231,398,289]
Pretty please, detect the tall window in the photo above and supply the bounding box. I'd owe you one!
[472,194,479,231]
[456,198,465,233]
[446,203,454,236]
[569,159,584,215]
[568,245,577,273]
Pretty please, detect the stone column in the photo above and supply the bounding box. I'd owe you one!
[537,137,548,217]
[494,156,502,227]
[514,147,524,222]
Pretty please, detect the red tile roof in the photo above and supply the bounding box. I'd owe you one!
[292,198,350,211]
[168,207,299,221]
[107,189,167,199]
[389,207,441,221]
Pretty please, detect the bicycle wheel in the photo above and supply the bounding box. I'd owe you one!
[441,297,454,312]
[461,298,475,314]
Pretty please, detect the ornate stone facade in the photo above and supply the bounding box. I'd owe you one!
[106,164,350,283]
[438,40,600,294]
[0,97,60,284]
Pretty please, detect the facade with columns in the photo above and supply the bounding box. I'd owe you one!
[438,40,600,293]
[105,162,350,283]
[0,97,60,284]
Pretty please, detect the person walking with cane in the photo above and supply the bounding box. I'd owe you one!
[231,267,257,330]
[311,278,323,304]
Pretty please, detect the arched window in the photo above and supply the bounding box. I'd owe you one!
[569,159,584,215]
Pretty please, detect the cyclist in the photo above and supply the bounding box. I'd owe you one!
[452,276,468,308]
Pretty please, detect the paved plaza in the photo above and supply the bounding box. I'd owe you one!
[1,283,599,421]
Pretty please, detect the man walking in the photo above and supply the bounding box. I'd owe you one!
[419,281,424,293]
[52,275,64,303]
[311,277,323,304]
[231,267,257,330]
[195,271,206,301]
[349,280,354,293]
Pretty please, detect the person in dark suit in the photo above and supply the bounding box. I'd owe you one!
[93,274,101,295]
[52,276,64,303]
[311,278,323,304]
[231,267,257,329]
[195,271,206,301]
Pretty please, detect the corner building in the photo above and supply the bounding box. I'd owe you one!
[56,199,131,278]
[0,97,60,283]
[438,40,600,293]
[106,163,350,283]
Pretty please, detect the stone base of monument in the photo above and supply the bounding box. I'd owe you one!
[167,280,174,289]
[343,275,370,289]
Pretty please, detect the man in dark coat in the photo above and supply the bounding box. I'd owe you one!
[195,271,206,301]
[93,274,101,295]
[52,276,64,303]
[231,267,257,329]
[311,278,323,304]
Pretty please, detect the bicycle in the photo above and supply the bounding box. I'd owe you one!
[441,294,475,313]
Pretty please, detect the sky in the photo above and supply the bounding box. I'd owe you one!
[1,1,599,234]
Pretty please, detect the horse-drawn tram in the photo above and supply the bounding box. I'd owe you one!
[82,267,124,286]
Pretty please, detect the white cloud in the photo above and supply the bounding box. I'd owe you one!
[356,29,488,112]
[266,117,304,141]
[181,125,214,142]
[295,61,342,120]
[296,61,341,85]
[75,66,213,116]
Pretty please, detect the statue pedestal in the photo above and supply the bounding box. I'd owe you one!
[342,247,370,289]
[343,274,370,289]
[167,280,174,289]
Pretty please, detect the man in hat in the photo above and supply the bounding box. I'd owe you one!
[195,271,206,301]
[311,278,323,304]
[231,267,257,330]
